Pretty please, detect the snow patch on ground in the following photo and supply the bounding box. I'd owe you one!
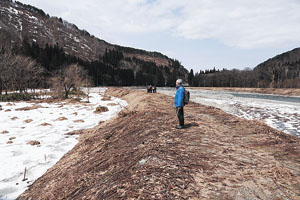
[73,36,80,43]
[26,14,38,21]
[7,6,19,15]
[0,88,127,199]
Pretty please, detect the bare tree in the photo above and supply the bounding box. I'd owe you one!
[0,49,45,94]
[50,64,88,98]
[14,55,45,92]
[0,49,15,94]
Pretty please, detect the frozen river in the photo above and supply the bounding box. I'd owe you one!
[158,88,300,137]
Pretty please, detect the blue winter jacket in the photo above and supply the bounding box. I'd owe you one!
[174,85,185,108]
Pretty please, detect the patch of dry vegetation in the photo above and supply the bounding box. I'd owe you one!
[24,119,33,123]
[107,103,118,106]
[73,119,84,123]
[101,95,111,101]
[39,123,52,127]
[16,105,44,111]
[94,106,109,114]
[27,140,40,146]
[2,130,9,134]
[55,117,68,121]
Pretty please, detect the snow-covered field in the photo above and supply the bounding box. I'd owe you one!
[158,88,300,137]
[0,88,127,200]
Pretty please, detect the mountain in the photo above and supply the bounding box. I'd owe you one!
[0,0,188,86]
[254,48,300,88]
[190,48,300,88]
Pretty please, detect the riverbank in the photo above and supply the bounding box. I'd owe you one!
[18,88,300,199]
[189,87,300,97]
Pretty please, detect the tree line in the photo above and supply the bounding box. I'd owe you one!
[188,64,300,88]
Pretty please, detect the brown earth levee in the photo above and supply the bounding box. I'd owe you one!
[18,88,300,200]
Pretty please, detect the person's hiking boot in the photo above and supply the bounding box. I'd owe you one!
[176,125,184,129]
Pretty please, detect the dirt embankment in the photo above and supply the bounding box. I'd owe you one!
[18,88,300,200]
[190,87,300,96]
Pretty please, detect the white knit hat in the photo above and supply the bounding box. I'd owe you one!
[176,79,183,84]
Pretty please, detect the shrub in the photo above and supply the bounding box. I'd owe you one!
[0,93,37,102]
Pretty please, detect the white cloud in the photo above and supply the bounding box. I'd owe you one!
[19,0,300,49]
[174,0,300,48]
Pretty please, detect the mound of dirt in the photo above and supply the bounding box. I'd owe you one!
[94,106,109,114]
[1,130,9,134]
[27,140,40,146]
[39,123,52,126]
[66,129,87,136]
[18,88,300,200]
[107,103,118,106]
[101,95,111,101]
[55,117,68,121]
[16,105,44,111]
[24,119,33,123]
[73,119,84,123]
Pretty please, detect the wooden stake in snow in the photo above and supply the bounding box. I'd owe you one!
[22,167,28,181]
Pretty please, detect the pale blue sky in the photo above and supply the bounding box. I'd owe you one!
[18,0,300,72]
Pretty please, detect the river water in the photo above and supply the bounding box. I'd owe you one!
[158,88,300,137]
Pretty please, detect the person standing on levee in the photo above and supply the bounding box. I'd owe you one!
[174,79,185,129]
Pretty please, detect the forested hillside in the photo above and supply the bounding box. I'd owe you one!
[190,49,300,88]
[0,0,188,91]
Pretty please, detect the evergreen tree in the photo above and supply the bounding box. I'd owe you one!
[188,69,194,86]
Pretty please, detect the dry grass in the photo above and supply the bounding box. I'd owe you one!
[27,140,40,146]
[101,95,111,101]
[2,130,9,134]
[24,119,33,123]
[39,123,52,126]
[55,117,68,121]
[74,119,84,123]
[16,105,44,111]
[94,106,109,114]
[107,103,118,106]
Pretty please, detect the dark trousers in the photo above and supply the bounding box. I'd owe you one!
[176,107,184,126]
